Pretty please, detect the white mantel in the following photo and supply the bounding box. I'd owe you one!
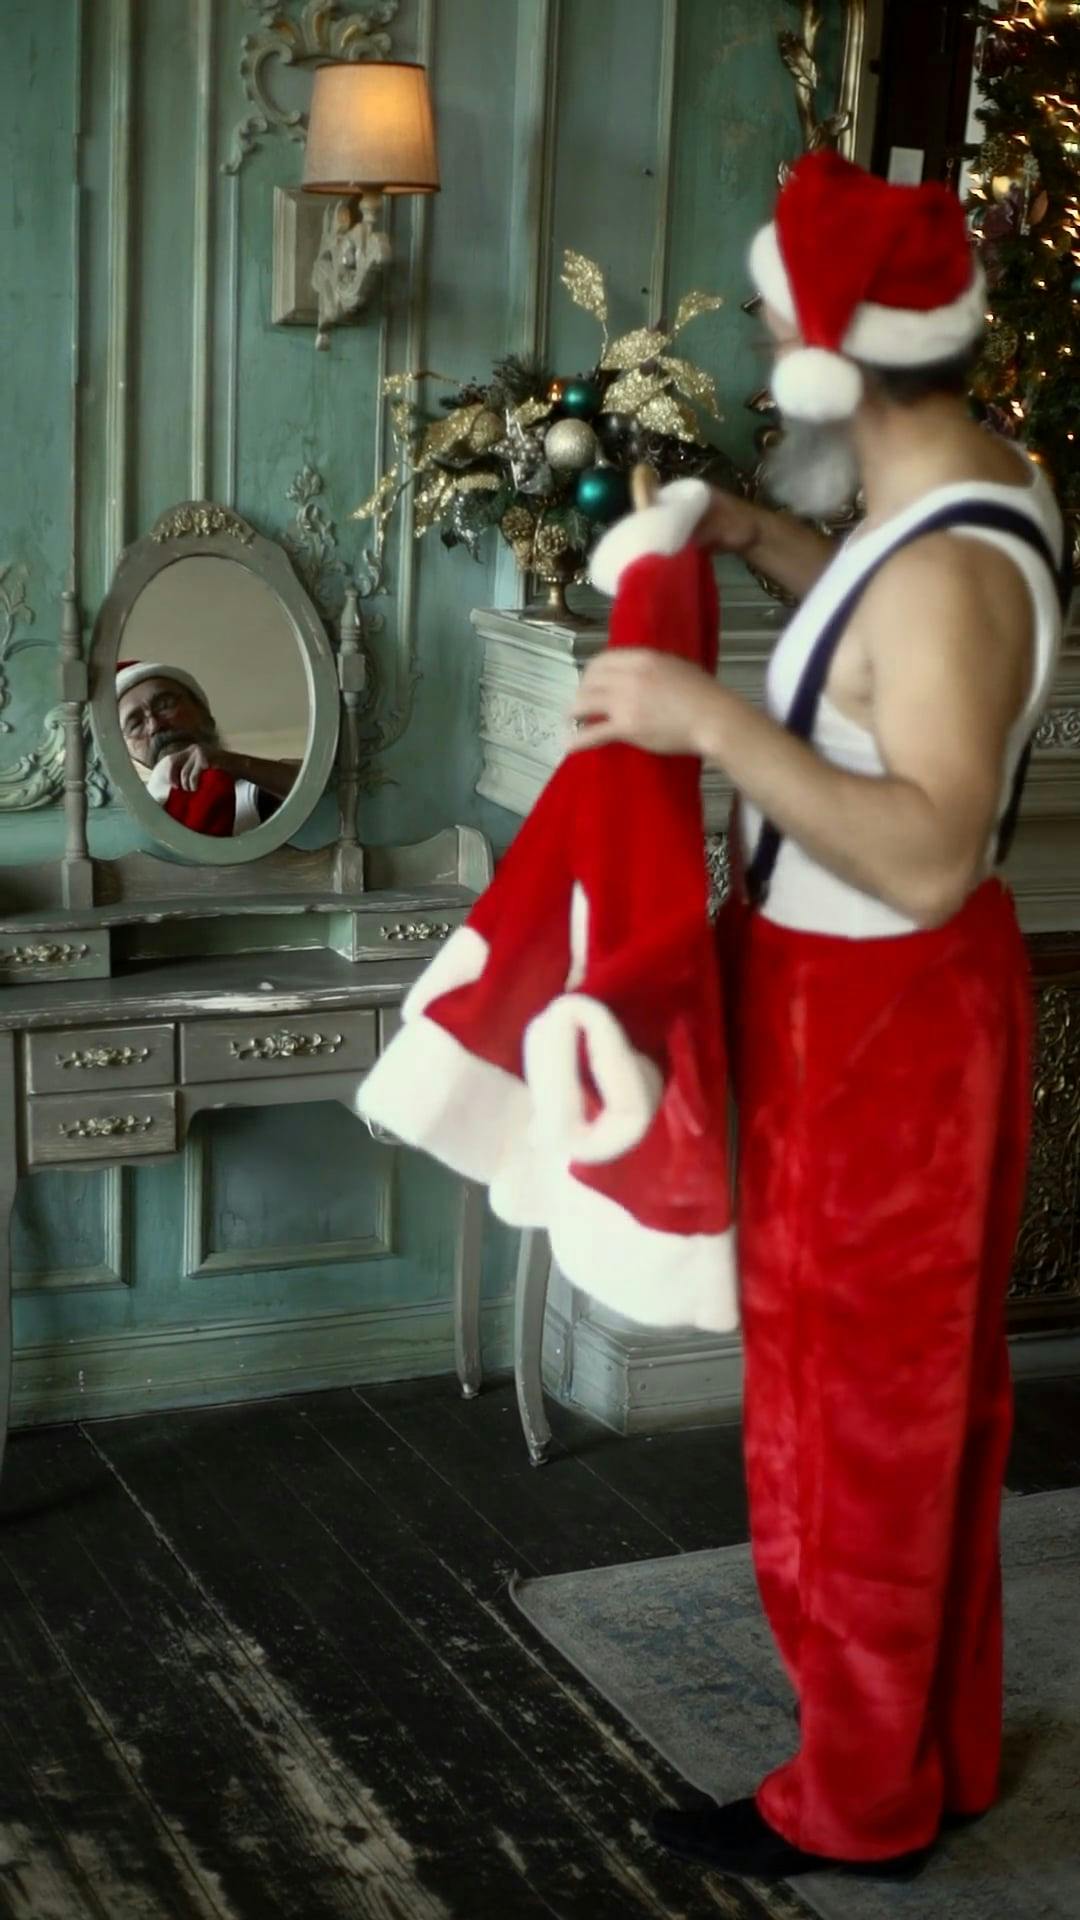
[472,568,1080,1434]
[473,565,1080,932]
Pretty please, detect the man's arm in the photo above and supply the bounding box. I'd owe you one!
[695,536,1032,924]
[210,751,300,800]
[572,536,1033,928]
[695,490,834,601]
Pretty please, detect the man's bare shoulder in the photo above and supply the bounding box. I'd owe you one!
[858,529,1033,680]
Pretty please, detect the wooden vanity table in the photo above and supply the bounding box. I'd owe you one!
[0,501,555,1483]
[0,932,550,1480]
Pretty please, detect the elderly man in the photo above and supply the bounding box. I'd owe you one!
[116,662,298,837]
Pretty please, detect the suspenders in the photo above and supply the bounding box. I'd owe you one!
[744,500,1073,910]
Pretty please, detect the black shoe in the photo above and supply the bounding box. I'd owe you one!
[651,1796,934,1882]
[942,1808,987,1833]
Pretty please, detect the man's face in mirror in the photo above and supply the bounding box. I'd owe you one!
[118,676,217,769]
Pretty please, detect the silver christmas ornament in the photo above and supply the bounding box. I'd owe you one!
[543,417,599,472]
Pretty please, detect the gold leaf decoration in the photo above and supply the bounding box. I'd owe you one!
[660,355,721,417]
[601,327,671,371]
[413,471,457,536]
[382,371,420,396]
[561,250,609,335]
[351,467,399,523]
[513,397,554,430]
[638,394,702,443]
[454,470,501,493]
[420,403,486,465]
[671,290,725,336]
[390,399,418,445]
[468,407,505,452]
[603,368,669,415]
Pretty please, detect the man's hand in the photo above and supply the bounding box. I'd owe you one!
[692,489,762,559]
[569,652,726,757]
[158,744,215,793]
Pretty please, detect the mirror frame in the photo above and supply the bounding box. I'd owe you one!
[90,503,340,867]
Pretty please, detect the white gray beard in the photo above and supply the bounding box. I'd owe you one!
[763,420,860,519]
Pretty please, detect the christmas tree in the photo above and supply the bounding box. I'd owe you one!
[967,1,1080,566]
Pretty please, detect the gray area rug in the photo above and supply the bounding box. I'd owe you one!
[512,1488,1080,1920]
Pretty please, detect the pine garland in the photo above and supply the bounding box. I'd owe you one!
[968,2,1080,549]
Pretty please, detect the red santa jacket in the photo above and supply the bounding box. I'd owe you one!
[358,479,735,1332]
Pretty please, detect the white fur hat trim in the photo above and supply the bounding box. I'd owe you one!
[772,347,865,423]
[749,221,987,369]
[115,661,212,711]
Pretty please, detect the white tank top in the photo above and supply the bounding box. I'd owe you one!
[738,456,1066,939]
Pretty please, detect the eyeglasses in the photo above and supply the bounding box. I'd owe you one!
[120,690,184,738]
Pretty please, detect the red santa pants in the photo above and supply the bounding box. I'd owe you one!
[725,878,1032,1862]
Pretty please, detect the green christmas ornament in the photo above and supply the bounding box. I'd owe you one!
[561,379,604,419]
[576,465,629,522]
[1073,270,1080,295]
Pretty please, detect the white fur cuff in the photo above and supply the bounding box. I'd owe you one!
[588,478,711,598]
[524,993,663,1165]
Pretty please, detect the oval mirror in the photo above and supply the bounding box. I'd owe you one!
[90,508,339,864]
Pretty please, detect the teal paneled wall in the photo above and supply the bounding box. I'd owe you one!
[0,0,831,1421]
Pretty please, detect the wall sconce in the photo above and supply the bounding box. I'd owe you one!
[299,61,439,349]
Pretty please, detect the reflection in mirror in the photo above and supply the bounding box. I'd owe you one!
[116,556,311,839]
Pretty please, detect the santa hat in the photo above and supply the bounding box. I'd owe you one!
[749,149,986,423]
[115,660,212,711]
[357,479,737,1334]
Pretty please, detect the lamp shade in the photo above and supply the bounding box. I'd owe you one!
[302,61,439,195]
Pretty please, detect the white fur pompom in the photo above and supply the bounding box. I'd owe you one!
[588,478,711,599]
[772,347,864,423]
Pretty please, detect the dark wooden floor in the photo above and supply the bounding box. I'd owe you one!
[1,1372,1079,1920]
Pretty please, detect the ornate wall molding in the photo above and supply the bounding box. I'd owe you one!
[283,464,350,621]
[0,564,108,812]
[1013,978,1080,1302]
[0,707,108,814]
[226,1,401,175]
[0,561,45,734]
[479,688,560,755]
[705,832,731,919]
[151,502,256,545]
[1035,708,1080,752]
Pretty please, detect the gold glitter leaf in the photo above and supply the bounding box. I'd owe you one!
[420,403,485,464]
[660,355,721,417]
[390,399,419,447]
[561,250,609,332]
[603,369,668,416]
[351,467,399,523]
[413,471,457,536]
[601,327,672,371]
[670,291,725,336]
[454,470,501,493]
[638,394,702,443]
[514,398,554,430]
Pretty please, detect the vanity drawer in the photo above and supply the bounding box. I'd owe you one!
[26,1091,177,1166]
[180,1009,377,1084]
[0,930,111,985]
[26,1024,176,1095]
[339,905,471,961]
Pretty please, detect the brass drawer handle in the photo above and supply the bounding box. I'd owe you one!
[60,1113,155,1141]
[379,921,453,944]
[4,942,91,969]
[57,1045,152,1072]
[229,1029,344,1062]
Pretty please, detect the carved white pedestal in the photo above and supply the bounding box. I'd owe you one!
[473,573,1080,1433]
